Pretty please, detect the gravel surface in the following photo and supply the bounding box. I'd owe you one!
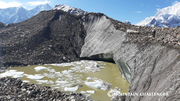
[0,77,91,101]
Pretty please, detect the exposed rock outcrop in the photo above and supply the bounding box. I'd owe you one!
[0,22,5,28]
[53,4,87,16]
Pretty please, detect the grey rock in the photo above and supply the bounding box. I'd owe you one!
[21,82,29,88]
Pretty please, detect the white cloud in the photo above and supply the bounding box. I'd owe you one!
[156,8,160,11]
[141,3,143,6]
[156,5,160,11]
[156,5,160,7]
[135,11,142,14]
[27,0,50,6]
[0,1,22,8]
[172,1,179,5]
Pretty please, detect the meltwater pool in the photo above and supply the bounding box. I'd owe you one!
[0,60,129,101]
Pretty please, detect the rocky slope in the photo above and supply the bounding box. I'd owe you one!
[0,10,180,101]
[0,10,86,69]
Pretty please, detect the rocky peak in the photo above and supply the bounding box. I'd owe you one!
[53,4,87,15]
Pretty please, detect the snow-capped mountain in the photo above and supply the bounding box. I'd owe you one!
[137,2,180,27]
[53,4,87,15]
[0,4,52,24]
[125,20,131,24]
[30,4,52,16]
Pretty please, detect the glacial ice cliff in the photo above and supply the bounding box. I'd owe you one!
[80,13,180,101]
[80,14,131,83]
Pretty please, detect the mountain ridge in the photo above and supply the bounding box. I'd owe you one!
[0,4,52,24]
[0,4,88,24]
[53,4,88,15]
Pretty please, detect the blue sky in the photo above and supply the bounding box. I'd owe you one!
[0,0,180,24]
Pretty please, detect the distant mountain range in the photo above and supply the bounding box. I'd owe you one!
[0,4,88,24]
[0,4,52,24]
[137,2,180,28]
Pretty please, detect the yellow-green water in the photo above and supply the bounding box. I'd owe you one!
[1,61,129,101]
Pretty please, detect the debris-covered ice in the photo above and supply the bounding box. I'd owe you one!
[0,70,17,77]
[80,91,86,94]
[0,70,24,78]
[23,80,30,83]
[86,77,92,81]
[56,80,68,84]
[13,72,24,78]
[85,79,112,90]
[62,70,74,74]
[86,90,95,94]
[25,74,44,80]
[64,86,78,92]
[107,88,121,97]
[36,80,54,85]
[34,66,47,72]
[85,80,102,89]
[47,63,74,67]
[68,60,104,73]
[36,80,48,83]
[43,72,62,78]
